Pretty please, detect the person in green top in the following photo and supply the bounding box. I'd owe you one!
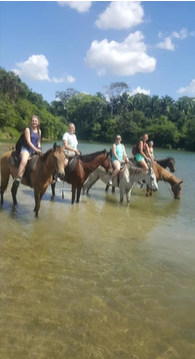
[108,134,129,186]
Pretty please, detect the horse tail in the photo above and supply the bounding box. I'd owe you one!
[0,153,11,194]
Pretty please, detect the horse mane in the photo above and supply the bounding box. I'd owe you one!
[128,163,144,176]
[80,149,107,163]
[40,148,53,162]
[155,163,179,182]
[167,156,175,163]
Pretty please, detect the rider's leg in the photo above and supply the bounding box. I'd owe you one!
[14,150,30,184]
[107,160,120,186]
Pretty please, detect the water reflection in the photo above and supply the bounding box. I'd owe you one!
[1,143,195,359]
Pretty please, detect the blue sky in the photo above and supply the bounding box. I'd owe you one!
[1,1,195,104]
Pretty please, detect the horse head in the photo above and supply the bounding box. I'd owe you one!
[145,161,159,191]
[171,180,183,199]
[168,157,176,173]
[101,150,113,174]
[52,143,66,180]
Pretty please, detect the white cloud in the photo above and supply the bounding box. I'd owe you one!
[129,86,150,96]
[156,37,175,51]
[85,31,156,76]
[171,28,194,39]
[171,28,188,39]
[156,27,194,50]
[12,55,76,83]
[177,79,195,94]
[95,1,144,30]
[57,1,92,13]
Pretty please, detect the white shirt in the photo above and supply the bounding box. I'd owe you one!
[62,132,78,150]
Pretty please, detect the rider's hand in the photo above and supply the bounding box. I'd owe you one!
[36,149,42,154]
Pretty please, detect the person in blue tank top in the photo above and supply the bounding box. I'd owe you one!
[13,115,42,186]
[108,134,129,186]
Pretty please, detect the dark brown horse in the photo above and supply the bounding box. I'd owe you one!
[146,162,183,199]
[51,149,112,204]
[0,143,66,216]
[156,157,175,172]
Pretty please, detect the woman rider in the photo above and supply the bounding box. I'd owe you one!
[13,115,41,186]
[134,134,153,171]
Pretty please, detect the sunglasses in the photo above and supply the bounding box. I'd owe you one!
[116,137,121,140]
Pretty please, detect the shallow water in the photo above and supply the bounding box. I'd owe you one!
[0,143,195,359]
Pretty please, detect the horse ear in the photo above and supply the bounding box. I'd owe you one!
[178,180,183,185]
[53,142,57,150]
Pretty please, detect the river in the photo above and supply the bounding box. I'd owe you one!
[0,142,195,359]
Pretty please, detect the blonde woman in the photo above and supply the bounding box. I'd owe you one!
[62,123,80,157]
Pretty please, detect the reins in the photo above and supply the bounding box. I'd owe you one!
[161,178,174,197]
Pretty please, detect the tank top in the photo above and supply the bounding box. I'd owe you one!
[111,143,123,162]
[23,128,40,154]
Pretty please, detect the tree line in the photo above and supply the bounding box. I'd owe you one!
[0,67,195,151]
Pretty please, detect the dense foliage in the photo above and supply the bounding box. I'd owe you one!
[0,67,195,151]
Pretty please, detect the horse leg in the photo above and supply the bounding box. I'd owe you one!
[51,182,56,197]
[71,185,76,204]
[126,188,132,203]
[76,186,82,203]
[0,166,10,204]
[11,181,19,205]
[146,185,152,197]
[119,183,124,203]
[34,190,41,217]
[83,176,99,194]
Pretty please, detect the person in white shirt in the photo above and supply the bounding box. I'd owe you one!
[62,122,80,166]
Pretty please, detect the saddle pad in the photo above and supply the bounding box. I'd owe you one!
[66,156,78,173]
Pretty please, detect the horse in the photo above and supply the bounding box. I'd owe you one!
[0,143,66,216]
[86,156,176,195]
[146,162,183,199]
[51,149,113,204]
[119,161,158,202]
[156,157,175,172]
[83,161,158,202]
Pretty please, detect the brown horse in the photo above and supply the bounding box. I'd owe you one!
[51,149,112,204]
[0,143,66,216]
[146,162,183,199]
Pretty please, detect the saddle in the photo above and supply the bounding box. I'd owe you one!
[8,151,39,187]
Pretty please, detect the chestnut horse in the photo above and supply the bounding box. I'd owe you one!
[146,162,183,199]
[51,149,112,204]
[0,143,66,216]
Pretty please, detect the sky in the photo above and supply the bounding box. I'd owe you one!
[1,1,195,104]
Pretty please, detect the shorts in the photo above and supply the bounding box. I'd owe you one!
[63,150,76,158]
[20,146,31,154]
[134,153,144,162]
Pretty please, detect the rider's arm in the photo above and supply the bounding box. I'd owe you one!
[37,129,41,149]
[145,144,153,160]
[122,145,129,162]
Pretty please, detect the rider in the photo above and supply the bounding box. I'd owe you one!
[134,134,153,171]
[62,122,80,166]
[13,115,41,186]
[148,140,156,160]
[107,134,129,186]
